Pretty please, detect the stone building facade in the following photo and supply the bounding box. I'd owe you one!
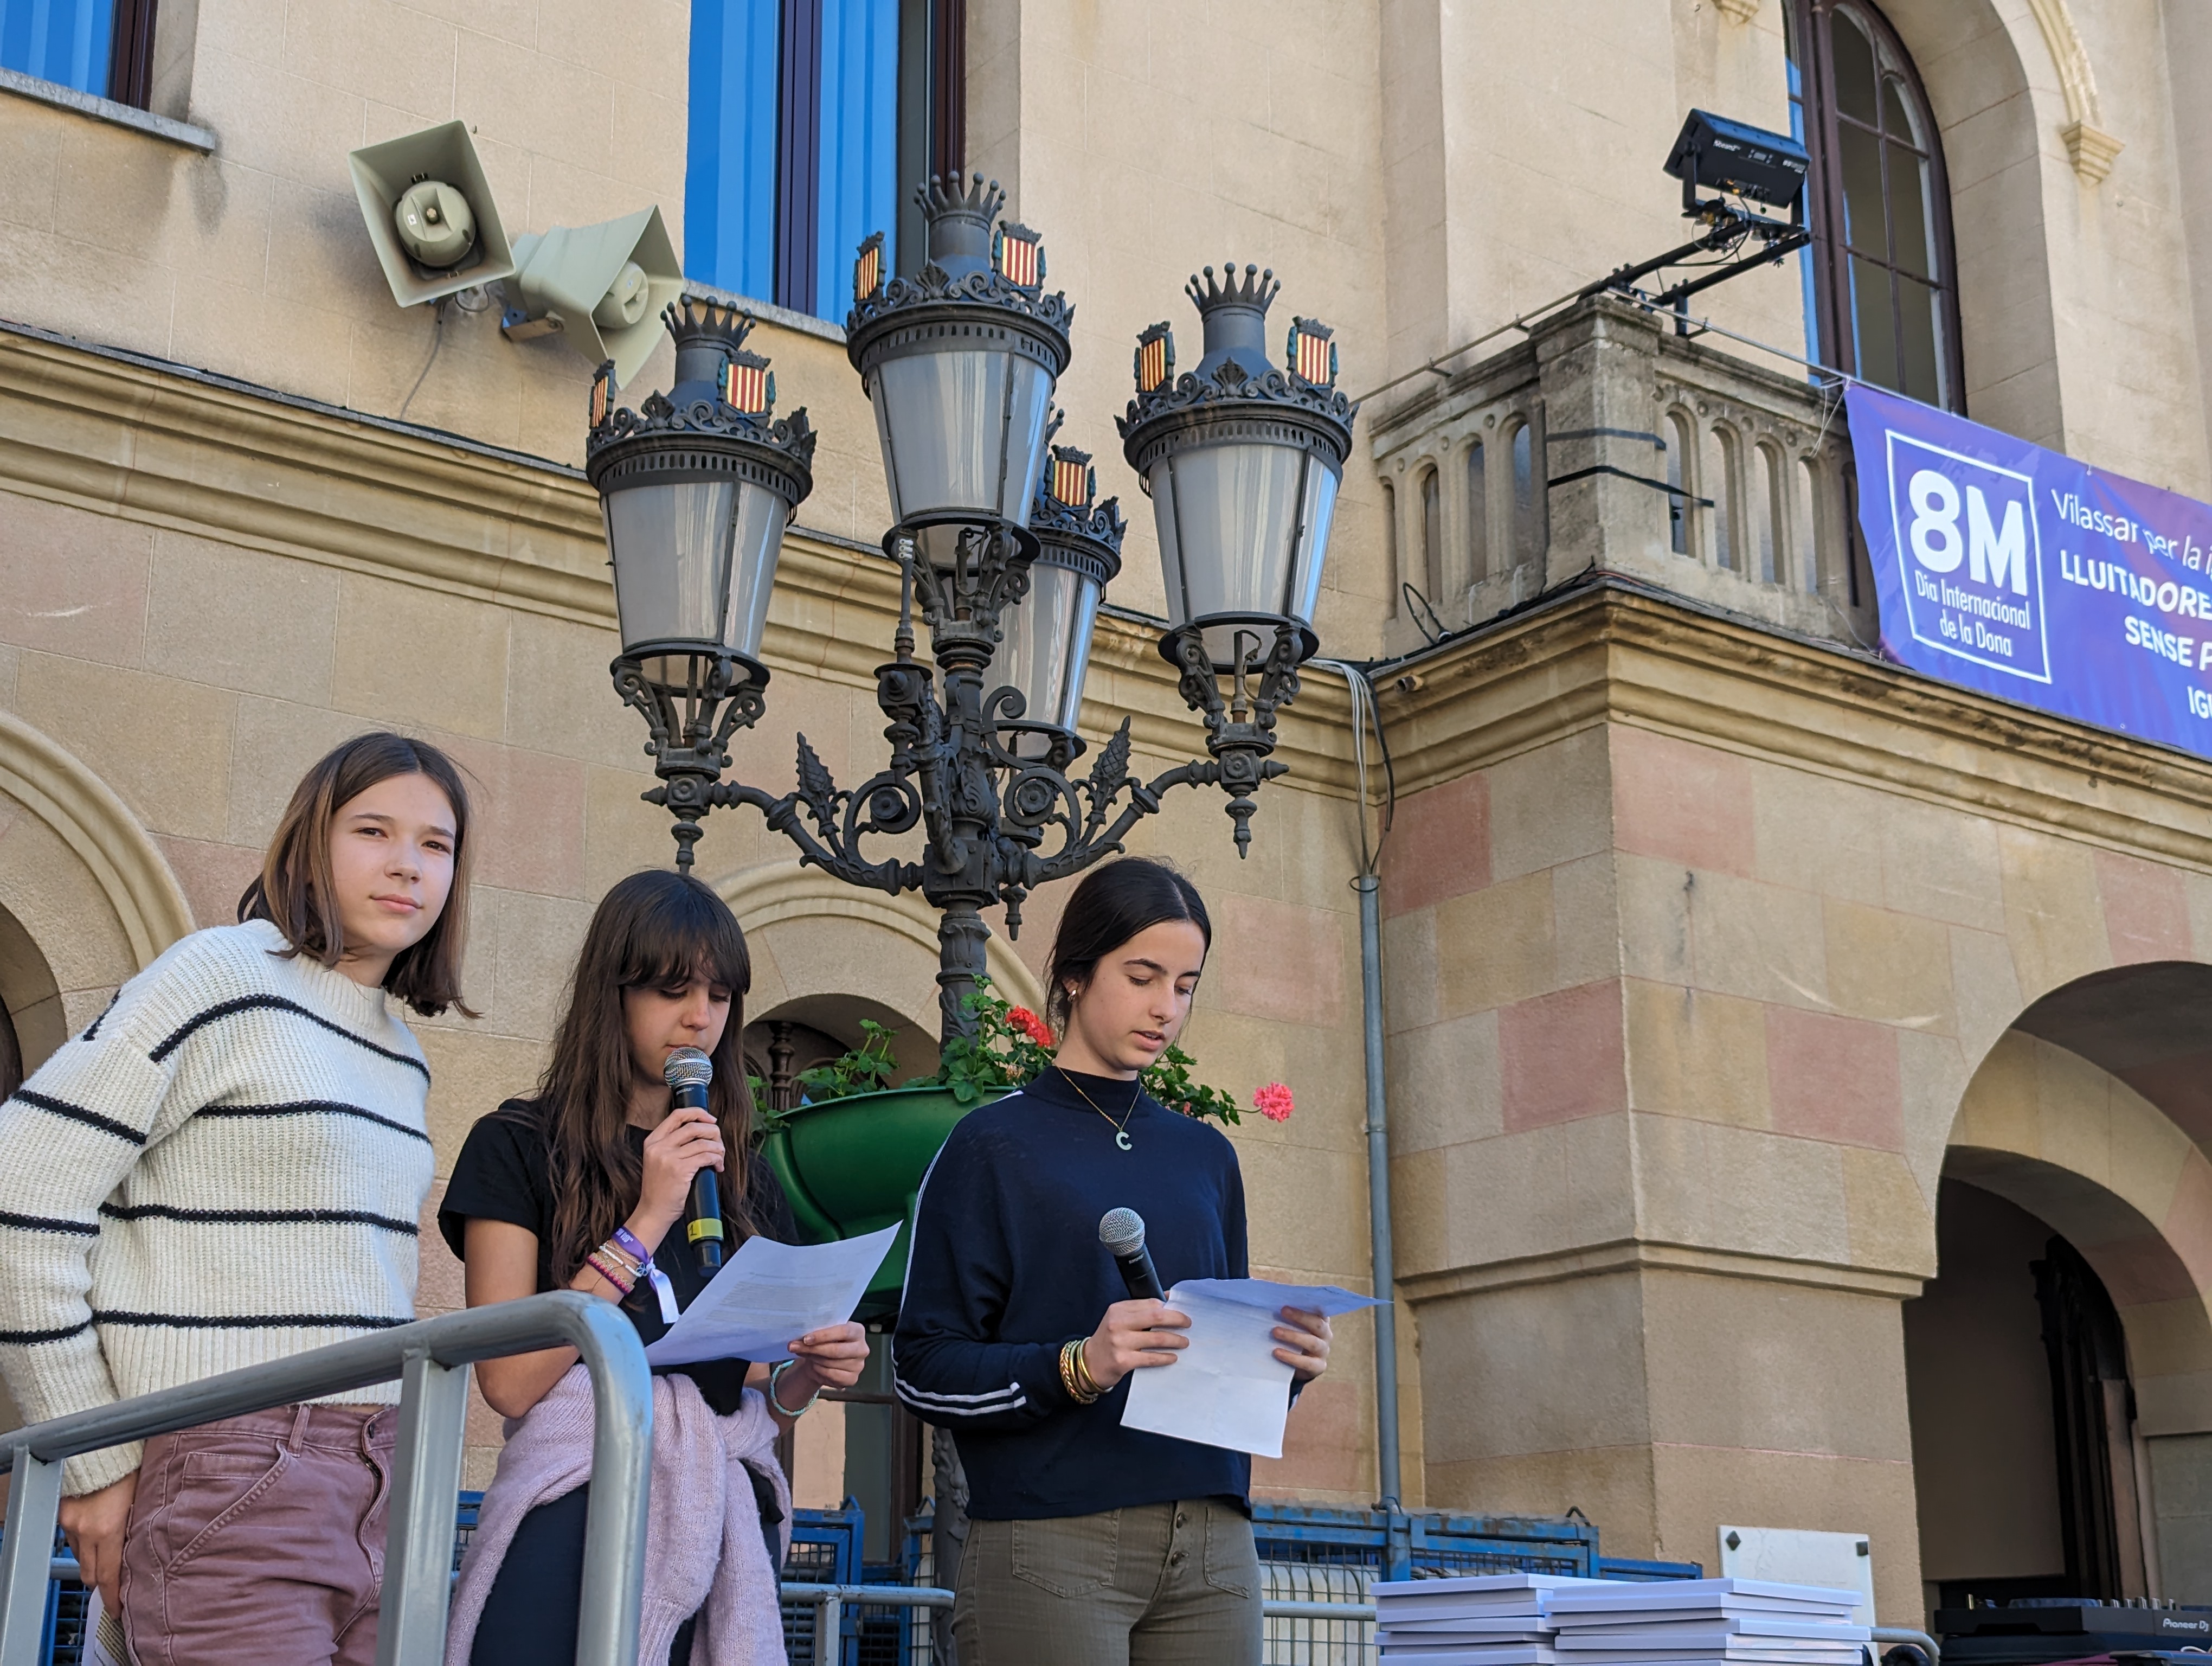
[1,0,2209,1623]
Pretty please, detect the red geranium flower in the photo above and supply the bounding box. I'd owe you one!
[1253,1082,1294,1123]
[1008,1007,1053,1046]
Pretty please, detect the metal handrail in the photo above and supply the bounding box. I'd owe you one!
[1871,1626,1940,1665]
[0,1291,652,1666]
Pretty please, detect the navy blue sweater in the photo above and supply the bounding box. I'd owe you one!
[891,1067,1259,1520]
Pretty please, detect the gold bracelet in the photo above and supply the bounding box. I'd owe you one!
[1060,1338,1101,1405]
[1072,1337,1103,1398]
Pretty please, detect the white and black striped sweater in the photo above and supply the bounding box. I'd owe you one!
[0,919,435,1494]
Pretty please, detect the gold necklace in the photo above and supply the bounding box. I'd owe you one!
[1063,1071,1143,1151]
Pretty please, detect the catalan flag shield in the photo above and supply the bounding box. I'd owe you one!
[853,233,883,303]
[1289,317,1335,386]
[723,357,770,414]
[1135,324,1173,394]
[589,362,613,428]
[994,224,1041,288]
[1051,448,1093,509]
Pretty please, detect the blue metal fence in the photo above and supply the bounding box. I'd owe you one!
[15,1498,1701,1666]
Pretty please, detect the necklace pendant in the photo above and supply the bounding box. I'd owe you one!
[1115,1130,1133,1151]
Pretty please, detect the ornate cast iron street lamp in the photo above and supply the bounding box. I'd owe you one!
[589,176,1356,1042]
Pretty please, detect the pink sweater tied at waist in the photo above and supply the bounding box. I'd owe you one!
[446,1364,790,1666]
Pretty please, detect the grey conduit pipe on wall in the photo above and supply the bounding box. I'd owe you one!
[1313,661,1401,1507]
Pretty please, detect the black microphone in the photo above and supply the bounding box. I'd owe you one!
[665,1046,723,1271]
[1098,1207,1163,1301]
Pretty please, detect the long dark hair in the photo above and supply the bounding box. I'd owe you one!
[239,732,475,1018]
[1044,857,1212,1032]
[537,869,758,1283]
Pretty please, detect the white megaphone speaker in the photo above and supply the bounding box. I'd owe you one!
[348,120,516,306]
[499,207,684,388]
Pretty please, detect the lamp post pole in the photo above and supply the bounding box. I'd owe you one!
[590,176,1356,1046]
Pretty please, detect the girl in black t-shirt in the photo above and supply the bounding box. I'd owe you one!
[440,869,865,1665]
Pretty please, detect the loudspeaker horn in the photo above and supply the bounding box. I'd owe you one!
[499,206,685,388]
[348,120,516,307]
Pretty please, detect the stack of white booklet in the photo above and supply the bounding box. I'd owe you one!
[1547,1578,1869,1666]
[1372,1573,1607,1666]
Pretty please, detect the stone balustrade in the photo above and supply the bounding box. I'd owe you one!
[1371,297,1880,656]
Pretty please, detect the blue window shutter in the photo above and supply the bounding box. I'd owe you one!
[0,0,116,97]
[685,0,780,300]
[813,0,900,322]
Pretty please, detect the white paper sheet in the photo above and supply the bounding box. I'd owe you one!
[1118,1278,1386,1458]
[642,1223,900,1367]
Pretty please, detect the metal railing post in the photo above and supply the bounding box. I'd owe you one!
[0,1444,60,1666]
[814,1590,841,1666]
[375,1349,473,1666]
[0,1291,650,1666]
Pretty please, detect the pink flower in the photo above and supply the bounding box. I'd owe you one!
[1008,1007,1054,1046]
[1253,1081,1294,1123]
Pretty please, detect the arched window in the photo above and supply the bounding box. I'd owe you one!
[1753,441,1786,585]
[1786,0,1963,409]
[1419,465,1444,600]
[1664,409,1696,557]
[1381,478,1399,612]
[1508,420,1545,566]
[1712,425,1741,571]
[1465,439,1489,582]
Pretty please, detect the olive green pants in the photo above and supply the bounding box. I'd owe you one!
[951,1497,1262,1666]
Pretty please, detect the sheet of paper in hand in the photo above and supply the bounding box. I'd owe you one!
[642,1222,900,1367]
[1120,1278,1385,1458]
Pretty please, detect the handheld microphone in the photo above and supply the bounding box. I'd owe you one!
[664,1046,723,1271]
[1098,1207,1164,1302]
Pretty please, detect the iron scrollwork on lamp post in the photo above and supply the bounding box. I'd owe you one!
[588,176,1357,1045]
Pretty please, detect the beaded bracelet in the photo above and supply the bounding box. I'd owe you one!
[585,1248,636,1298]
[610,1226,680,1323]
[768,1358,823,1418]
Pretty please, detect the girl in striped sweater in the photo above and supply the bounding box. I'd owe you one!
[0,731,473,1666]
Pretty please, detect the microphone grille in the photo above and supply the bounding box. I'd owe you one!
[1098,1207,1147,1255]
[663,1047,714,1091]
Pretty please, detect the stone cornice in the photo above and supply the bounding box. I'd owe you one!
[0,323,1360,798]
[1377,576,2212,874]
[1397,1237,1927,1304]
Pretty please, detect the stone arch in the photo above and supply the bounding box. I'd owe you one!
[0,710,192,1068]
[1946,991,2212,1436]
[713,858,1048,1049]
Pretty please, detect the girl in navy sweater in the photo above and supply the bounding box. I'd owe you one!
[893,858,1331,1666]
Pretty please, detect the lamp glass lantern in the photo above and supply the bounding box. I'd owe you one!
[1119,268,1353,670]
[846,183,1073,573]
[991,444,1124,758]
[588,302,814,695]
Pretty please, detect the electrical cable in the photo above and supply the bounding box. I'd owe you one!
[1310,659,1396,880]
[398,296,449,421]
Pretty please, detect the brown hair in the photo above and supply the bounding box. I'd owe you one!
[1044,856,1212,1033]
[537,869,759,1284]
[238,732,475,1018]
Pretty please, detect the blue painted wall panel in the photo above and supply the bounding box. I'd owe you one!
[813,0,899,321]
[0,0,114,97]
[685,0,780,302]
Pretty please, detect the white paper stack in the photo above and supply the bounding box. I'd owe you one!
[1372,1573,1609,1666]
[1546,1578,1869,1666]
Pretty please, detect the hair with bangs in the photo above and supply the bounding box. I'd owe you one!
[239,732,475,1018]
[537,868,760,1283]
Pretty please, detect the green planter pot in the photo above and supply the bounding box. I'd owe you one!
[757,1084,1013,1320]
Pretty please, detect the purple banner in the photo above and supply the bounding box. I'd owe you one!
[1847,383,2212,756]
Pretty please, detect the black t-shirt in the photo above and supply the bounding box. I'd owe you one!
[438,1098,800,1416]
